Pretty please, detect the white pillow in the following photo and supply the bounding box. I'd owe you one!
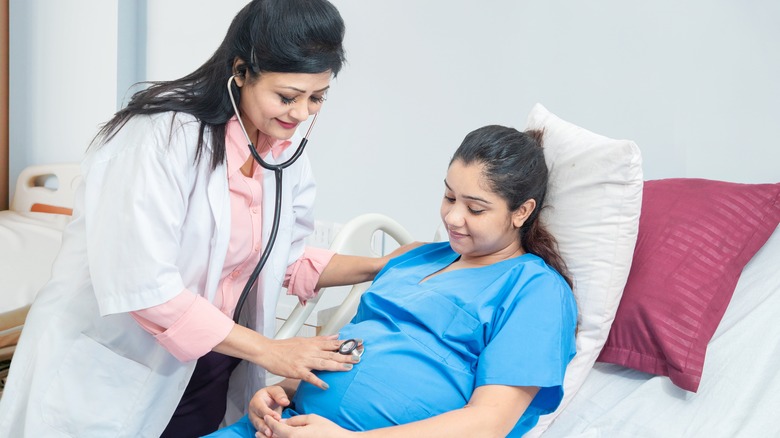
[523,104,643,437]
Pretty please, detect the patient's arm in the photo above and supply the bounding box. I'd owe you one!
[315,254,385,288]
[316,242,424,289]
[262,384,538,438]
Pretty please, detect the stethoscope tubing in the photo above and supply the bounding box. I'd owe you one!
[227,75,318,323]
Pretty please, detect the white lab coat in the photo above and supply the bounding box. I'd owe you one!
[0,112,317,437]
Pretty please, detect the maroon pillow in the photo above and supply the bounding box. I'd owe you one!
[597,178,780,392]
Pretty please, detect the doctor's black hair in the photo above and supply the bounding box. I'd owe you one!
[450,125,573,288]
[94,0,346,170]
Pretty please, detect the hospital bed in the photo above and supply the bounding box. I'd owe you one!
[0,163,80,394]
[276,210,780,438]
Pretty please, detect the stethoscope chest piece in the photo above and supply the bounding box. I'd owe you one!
[338,338,364,361]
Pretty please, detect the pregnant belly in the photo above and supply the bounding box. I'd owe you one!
[287,324,475,431]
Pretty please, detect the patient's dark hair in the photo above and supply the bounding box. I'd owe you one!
[450,125,573,288]
[94,0,346,170]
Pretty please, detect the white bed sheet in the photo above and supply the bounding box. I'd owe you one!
[544,226,780,437]
[0,211,70,314]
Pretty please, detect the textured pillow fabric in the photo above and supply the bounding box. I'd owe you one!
[524,104,643,437]
[597,179,780,392]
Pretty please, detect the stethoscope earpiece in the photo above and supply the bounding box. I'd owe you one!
[230,72,242,87]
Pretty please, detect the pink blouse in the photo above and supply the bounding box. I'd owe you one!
[131,118,335,362]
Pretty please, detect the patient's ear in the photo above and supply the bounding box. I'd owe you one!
[512,199,536,228]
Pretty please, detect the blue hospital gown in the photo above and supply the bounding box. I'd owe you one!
[213,242,577,437]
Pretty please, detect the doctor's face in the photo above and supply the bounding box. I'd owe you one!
[440,160,528,265]
[236,70,332,142]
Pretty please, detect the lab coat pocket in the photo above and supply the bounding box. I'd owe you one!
[41,333,151,436]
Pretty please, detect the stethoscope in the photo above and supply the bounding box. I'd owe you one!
[338,338,364,361]
[227,74,319,323]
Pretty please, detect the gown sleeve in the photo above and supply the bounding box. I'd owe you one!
[476,270,577,416]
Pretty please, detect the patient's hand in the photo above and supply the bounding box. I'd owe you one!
[261,414,352,438]
[248,386,291,436]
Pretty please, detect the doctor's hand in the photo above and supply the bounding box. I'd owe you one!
[215,327,357,391]
[248,385,290,436]
[259,414,352,438]
[257,334,357,390]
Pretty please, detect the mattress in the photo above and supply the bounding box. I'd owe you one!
[0,210,70,314]
[544,227,780,437]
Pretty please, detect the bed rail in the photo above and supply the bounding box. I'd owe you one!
[275,213,414,339]
[10,163,81,214]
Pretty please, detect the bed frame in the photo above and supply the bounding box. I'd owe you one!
[1,163,80,366]
[10,163,82,214]
[275,213,413,339]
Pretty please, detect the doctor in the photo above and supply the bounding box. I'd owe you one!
[0,1,392,437]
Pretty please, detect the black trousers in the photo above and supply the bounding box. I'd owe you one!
[160,351,242,438]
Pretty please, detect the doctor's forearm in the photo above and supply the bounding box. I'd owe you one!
[212,323,271,363]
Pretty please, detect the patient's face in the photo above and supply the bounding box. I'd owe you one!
[440,160,523,264]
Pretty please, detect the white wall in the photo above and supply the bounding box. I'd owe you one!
[141,0,780,240]
[10,0,780,241]
[9,0,119,197]
[322,0,780,239]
